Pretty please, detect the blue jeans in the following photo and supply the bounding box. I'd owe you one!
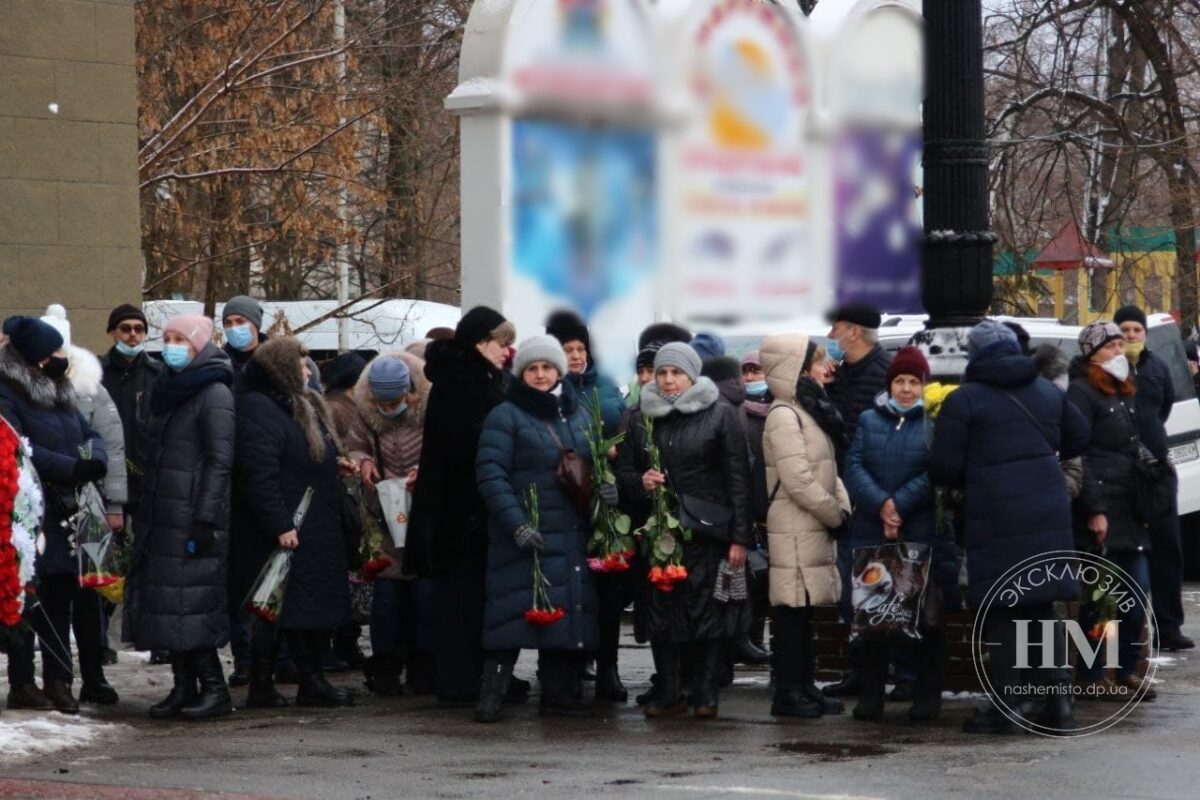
[1078,550,1151,680]
[370,578,404,657]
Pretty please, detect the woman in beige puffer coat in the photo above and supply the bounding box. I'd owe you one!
[760,332,850,720]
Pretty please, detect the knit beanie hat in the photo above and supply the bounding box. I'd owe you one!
[545,310,590,351]
[107,303,146,332]
[1079,321,1123,359]
[690,332,726,362]
[967,320,1020,357]
[1113,304,1148,329]
[654,342,702,382]
[164,314,214,354]
[886,346,930,387]
[741,350,762,370]
[367,356,411,401]
[40,304,72,349]
[454,306,507,347]
[222,295,264,330]
[512,334,568,378]
[2,316,64,364]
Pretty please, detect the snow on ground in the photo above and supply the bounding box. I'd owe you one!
[0,715,121,762]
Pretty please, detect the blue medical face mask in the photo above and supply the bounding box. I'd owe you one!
[888,396,924,414]
[377,402,408,418]
[225,323,255,351]
[745,380,769,398]
[826,338,846,362]
[162,344,193,371]
[115,340,145,357]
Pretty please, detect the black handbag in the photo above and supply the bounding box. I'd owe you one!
[676,493,733,543]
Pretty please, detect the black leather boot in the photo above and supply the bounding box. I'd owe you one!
[43,680,79,715]
[227,656,251,688]
[539,652,593,718]
[595,661,628,703]
[244,631,288,709]
[364,653,404,696]
[852,641,888,721]
[770,607,822,719]
[692,641,724,719]
[822,670,861,697]
[149,652,196,719]
[733,634,770,666]
[474,660,512,723]
[292,631,355,708]
[644,643,686,717]
[79,648,119,705]
[181,649,233,720]
[909,631,945,722]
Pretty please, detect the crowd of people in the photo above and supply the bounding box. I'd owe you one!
[0,296,1193,734]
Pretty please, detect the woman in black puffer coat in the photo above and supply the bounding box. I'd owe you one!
[616,343,752,719]
[232,337,354,708]
[128,315,235,720]
[1067,322,1154,698]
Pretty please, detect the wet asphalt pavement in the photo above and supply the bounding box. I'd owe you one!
[1,589,1198,799]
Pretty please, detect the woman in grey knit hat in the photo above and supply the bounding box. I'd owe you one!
[615,342,753,719]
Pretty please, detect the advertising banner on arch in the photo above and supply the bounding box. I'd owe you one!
[670,0,815,323]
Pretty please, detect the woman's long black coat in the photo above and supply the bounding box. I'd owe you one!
[230,360,349,630]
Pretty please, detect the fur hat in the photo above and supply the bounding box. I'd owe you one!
[886,346,930,386]
[637,322,691,352]
[321,351,367,392]
[3,316,64,364]
[700,355,741,384]
[221,295,264,330]
[454,306,507,347]
[164,315,214,354]
[512,335,568,378]
[251,337,340,462]
[545,310,590,351]
[1079,321,1123,360]
[654,342,702,382]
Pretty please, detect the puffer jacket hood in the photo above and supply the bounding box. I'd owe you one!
[353,351,429,434]
[0,343,75,411]
[760,332,809,403]
[964,348,1040,389]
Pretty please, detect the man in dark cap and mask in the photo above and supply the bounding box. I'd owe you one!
[825,303,894,443]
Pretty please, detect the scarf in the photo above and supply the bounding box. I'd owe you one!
[794,375,848,455]
[150,366,231,415]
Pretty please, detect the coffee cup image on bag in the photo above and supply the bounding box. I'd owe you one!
[852,561,893,608]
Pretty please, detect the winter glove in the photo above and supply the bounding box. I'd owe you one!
[597,483,619,507]
[513,523,545,552]
[73,458,107,484]
[186,524,216,557]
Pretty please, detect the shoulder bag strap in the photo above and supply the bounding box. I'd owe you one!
[765,404,805,504]
[999,390,1057,456]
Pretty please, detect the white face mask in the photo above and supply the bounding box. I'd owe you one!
[1101,355,1130,383]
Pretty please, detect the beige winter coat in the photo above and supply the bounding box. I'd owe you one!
[760,333,848,608]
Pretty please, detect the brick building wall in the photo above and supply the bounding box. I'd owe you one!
[0,0,140,352]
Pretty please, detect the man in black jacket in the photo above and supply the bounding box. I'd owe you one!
[1115,305,1193,651]
[99,304,163,524]
[825,304,894,442]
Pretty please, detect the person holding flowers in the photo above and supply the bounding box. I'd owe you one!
[616,342,752,719]
[0,315,108,715]
[232,337,355,709]
[125,314,235,720]
[474,335,598,723]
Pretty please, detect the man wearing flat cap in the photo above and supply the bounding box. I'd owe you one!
[825,303,893,444]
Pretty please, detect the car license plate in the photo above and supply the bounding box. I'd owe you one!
[1169,441,1200,464]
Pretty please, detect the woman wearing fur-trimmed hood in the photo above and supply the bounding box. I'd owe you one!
[344,350,429,694]
[230,336,354,709]
[615,342,752,720]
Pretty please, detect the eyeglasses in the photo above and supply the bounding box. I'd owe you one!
[117,324,146,335]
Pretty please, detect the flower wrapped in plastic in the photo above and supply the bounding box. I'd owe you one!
[74,454,121,592]
[242,487,313,625]
[522,485,564,626]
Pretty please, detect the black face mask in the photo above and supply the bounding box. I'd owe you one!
[39,355,69,379]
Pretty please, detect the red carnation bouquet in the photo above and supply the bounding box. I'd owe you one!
[583,393,634,574]
[637,415,692,592]
[523,484,564,626]
[357,492,393,581]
